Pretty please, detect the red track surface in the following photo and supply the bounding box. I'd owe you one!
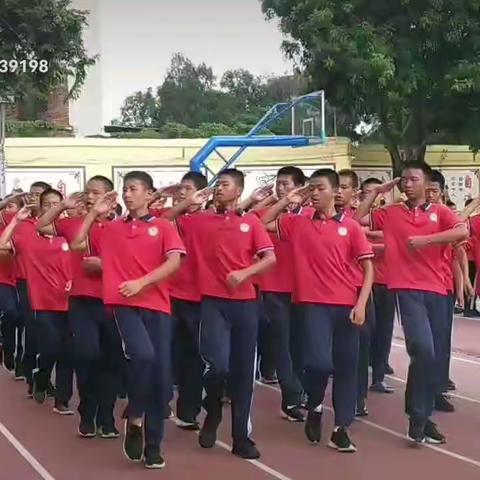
[1,317,480,480]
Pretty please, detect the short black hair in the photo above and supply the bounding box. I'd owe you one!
[218,168,244,189]
[360,177,382,190]
[30,181,51,191]
[429,169,446,191]
[338,169,359,189]
[40,188,63,204]
[446,199,456,209]
[310,168,339,189]
[123,171,154,191]
[276,166,306,186]
[182,171,208,190]
[88,175,114,191]
[401,160,432,178]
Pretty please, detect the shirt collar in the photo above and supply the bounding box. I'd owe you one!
[313,211,345,222]
[213,206,244,216]
[403,201,432,212]
[124,214,155,223]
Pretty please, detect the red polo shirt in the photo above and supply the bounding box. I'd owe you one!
[278,212,373,306]
[0,225,15,287]
[257,207,315,294]
[99,215,185,313]
[373,246,387,285]
[467,216,480,293]
[170,213,201,302]
[371,203,463,295]
[10,218,38,281]
[54,216,107,299]
[12,226,72,311]
[179,211,274,300]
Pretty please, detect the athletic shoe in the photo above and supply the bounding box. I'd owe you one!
[355,402,369,417]
[304,408,322,443]
[447,379,456,391]
[176,418,200,431]
[78,421,97,438]
[2,352,14,372]
[407,418,425,443]
[281,405,305,422]
[14,361,25,381]
[385,364,394,375]
[98,425,120,439]
[144,451,166,469]
[424,420,446,444]
[370,382,394,394]
[328,427,357,452]
[232,438,261,459]
[33,383,46,405]
[260,374,278,385]
[199,401,223,449]
[46,382,56,398]
[53,403,74,415]
[123,421,144,462]
[435,394,455,413]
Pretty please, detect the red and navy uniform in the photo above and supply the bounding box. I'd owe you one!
[278,210,373,427]
[98,214,185,455]
[371,202,463,422]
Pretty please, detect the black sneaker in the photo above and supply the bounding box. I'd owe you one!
[328,427,357,452]
[447,379,456,391]
[435,394,455,413]
[98,425,120,439]
[14,361,25,381]
[144,451,166,469]
[355,402,369,417]
[78,421,97,438]
[424,420,446,444]
[46,382,56,398]
[305,409,322,443]
[232,438,261,459]
[53,402,74,415]
[199,412,221,448]
[176,418,201,431]
[123,421,144,462]
[281,405,305,422]
[3,352,14,372]
[407,418,425,443]
[33,383,46,404]
[385,364,394,375]
[370,382,394,394]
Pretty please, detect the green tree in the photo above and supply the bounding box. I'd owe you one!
[262,0,480,174]
[120,88,158,127]
[0,0,97,100]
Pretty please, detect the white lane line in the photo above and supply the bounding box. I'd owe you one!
[0,420,56,480]
[257,382,480,469]
[168,417,293,480]
[391,341,480,366]
[386,375,480,406]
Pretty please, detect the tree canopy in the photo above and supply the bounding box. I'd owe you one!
[117,53,301,138]
[0,0,96,101]
[262,0,480,174]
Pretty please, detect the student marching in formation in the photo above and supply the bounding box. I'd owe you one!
[0,161,473,469]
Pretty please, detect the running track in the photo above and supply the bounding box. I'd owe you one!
[1,317,480,480]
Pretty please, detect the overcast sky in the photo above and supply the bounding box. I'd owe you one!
[90,0,293,122]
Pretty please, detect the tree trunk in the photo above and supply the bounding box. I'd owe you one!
[386,143,427,178]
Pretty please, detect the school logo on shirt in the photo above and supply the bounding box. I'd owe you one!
[338,227,348,236]
[240,223,250,233]
[148,227,159,237]
[61,242,69,252]
[430,213,438,223]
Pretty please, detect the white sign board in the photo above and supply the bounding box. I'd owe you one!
[5,168,85,197]
[240,165,334,198]
[443,169,479,209]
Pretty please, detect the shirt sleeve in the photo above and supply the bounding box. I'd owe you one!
[370,207,386,231]
[160,220,186,257]
[277,213,297,241]
[53,217,76,240]
[438,205,464,231]
[350,222,374,263]
[469,215,480,238]
[250,217,274,256]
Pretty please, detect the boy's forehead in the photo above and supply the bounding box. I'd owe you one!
[339,175,353,185]
[402,168,424,178]
[124,178,144,187]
